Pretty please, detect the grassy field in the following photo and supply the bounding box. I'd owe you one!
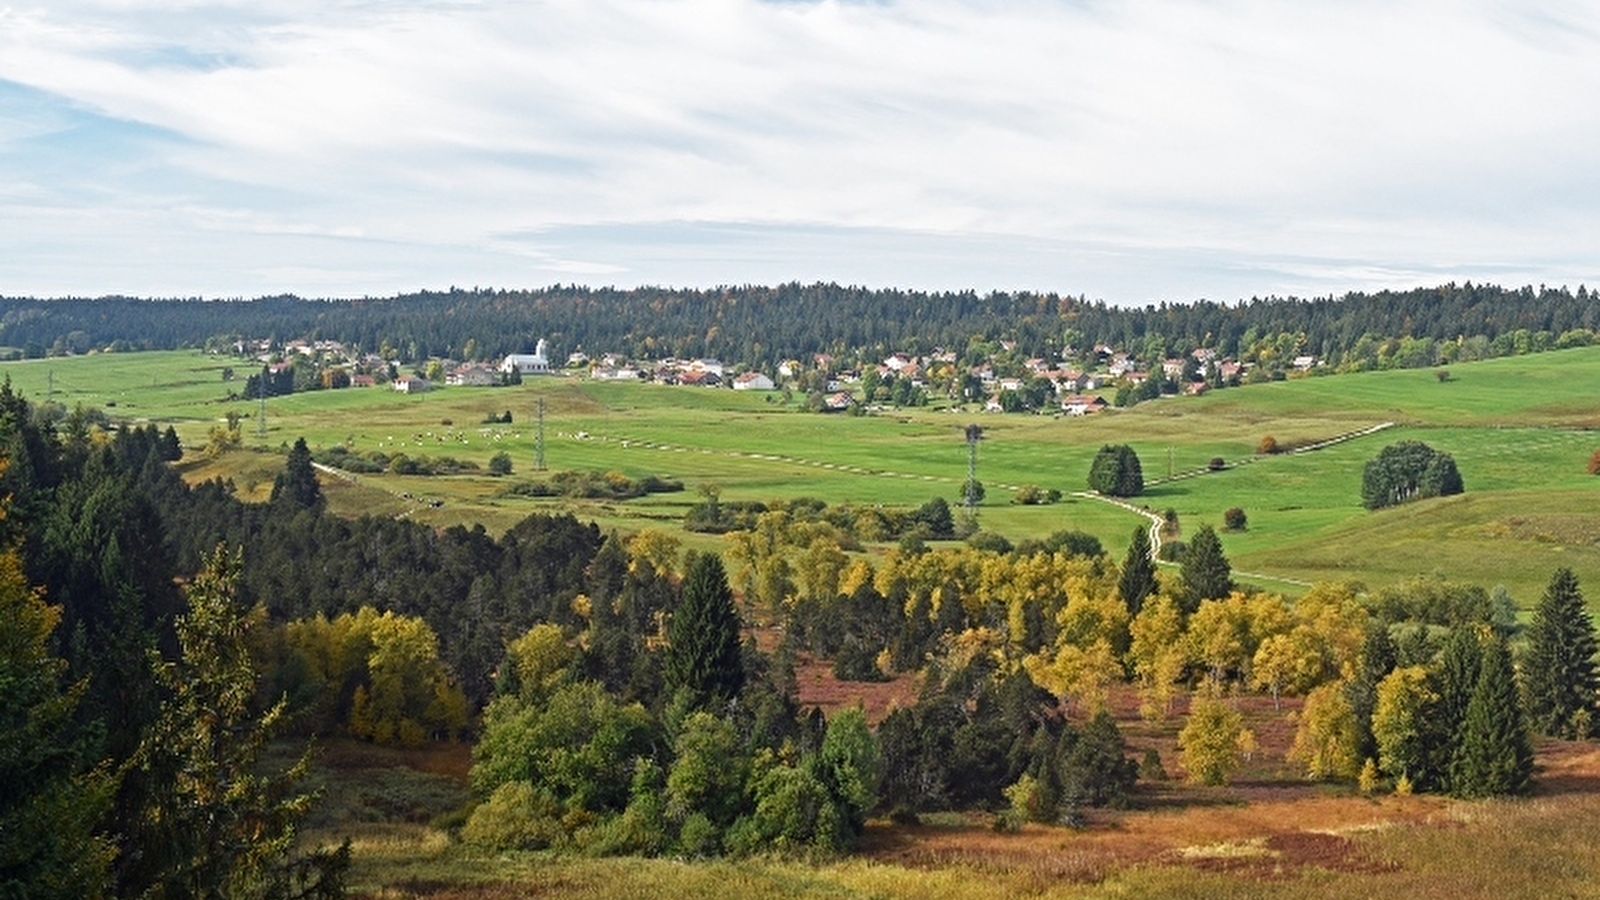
[3,347,1599,605]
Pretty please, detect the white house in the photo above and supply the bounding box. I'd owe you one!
[445,364,498,387]
[1061,394,1108,415]
[392,375,431,394]
[732,371,776,391]
[689,358,725,378]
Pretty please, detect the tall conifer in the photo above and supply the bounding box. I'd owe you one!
[1179,525,1233,614]
[1524,567,1599,738]
[1450,635,1533,797]
[1117,526,1157,615]
[270,437,323,511]
[666,552,745,709]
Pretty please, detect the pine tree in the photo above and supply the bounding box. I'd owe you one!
[1434,625,1485,786]
[270,437,323,511]
[0,548,115,900]
[120,547,345,899]
[666,552,746,709]
[1179,525,1233,615]
[1117,525,1157,615]
[1524,567,1600,738]
[159,425,183,461]
[1059,709,1137,808]
[1450,635,1534,798]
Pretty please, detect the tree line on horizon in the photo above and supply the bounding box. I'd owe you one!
[3,282,1600,375]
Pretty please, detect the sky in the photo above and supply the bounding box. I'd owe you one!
[2,0,1599,304]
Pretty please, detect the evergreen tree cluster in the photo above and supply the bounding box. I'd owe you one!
[1360,440,1464,510]
[1304,603,1545,798]
[1087,444,1144,497]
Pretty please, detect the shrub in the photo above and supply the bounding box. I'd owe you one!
[462,781,564,850]
[1222,507,1247,531]
[1257,435,1279,455]
[1588,449,1600,475]
[488,451,513,477]
[1139,748,1168,782]
[1012,484,1046,505]
[965,531,1013,554]
[1208,456,1226,471]
[1044,529,1104,558]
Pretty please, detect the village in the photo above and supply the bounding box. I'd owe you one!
[227,333,1308,415]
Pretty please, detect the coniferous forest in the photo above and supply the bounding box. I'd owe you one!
[4,281,1600,368]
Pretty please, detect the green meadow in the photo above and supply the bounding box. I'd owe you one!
[3,346,1599,607]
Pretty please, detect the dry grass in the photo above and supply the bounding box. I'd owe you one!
[320,710,1600,900]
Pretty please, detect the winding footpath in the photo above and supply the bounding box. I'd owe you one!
[1075,421,1396,587]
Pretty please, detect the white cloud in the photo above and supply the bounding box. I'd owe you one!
[1,0,1599,299]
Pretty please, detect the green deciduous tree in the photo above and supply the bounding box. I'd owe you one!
[1087,444,1143,497]
[1524,567,1600,739]
[666,712,747,838]
[488,451,513,477]
[819,706,883,835]
[468,680,657,828]
[731,754,847,855]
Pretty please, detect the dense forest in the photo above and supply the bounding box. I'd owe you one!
[3,282,1599,368]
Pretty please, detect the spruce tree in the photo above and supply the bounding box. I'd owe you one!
[121,547,344,899]
[270,437,323,511]
[0,548,114,900]
[666,552,746,709]
[1450,635,1534,798]
[1434,625,1484,786]
[1178,525,1233,614]
[1087,444,1143,497]
[1524,567,1600,738]
[1346,624,1395,766]
[1117,525,1157,615]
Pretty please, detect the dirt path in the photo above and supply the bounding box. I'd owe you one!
[1074,421,1395,585]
